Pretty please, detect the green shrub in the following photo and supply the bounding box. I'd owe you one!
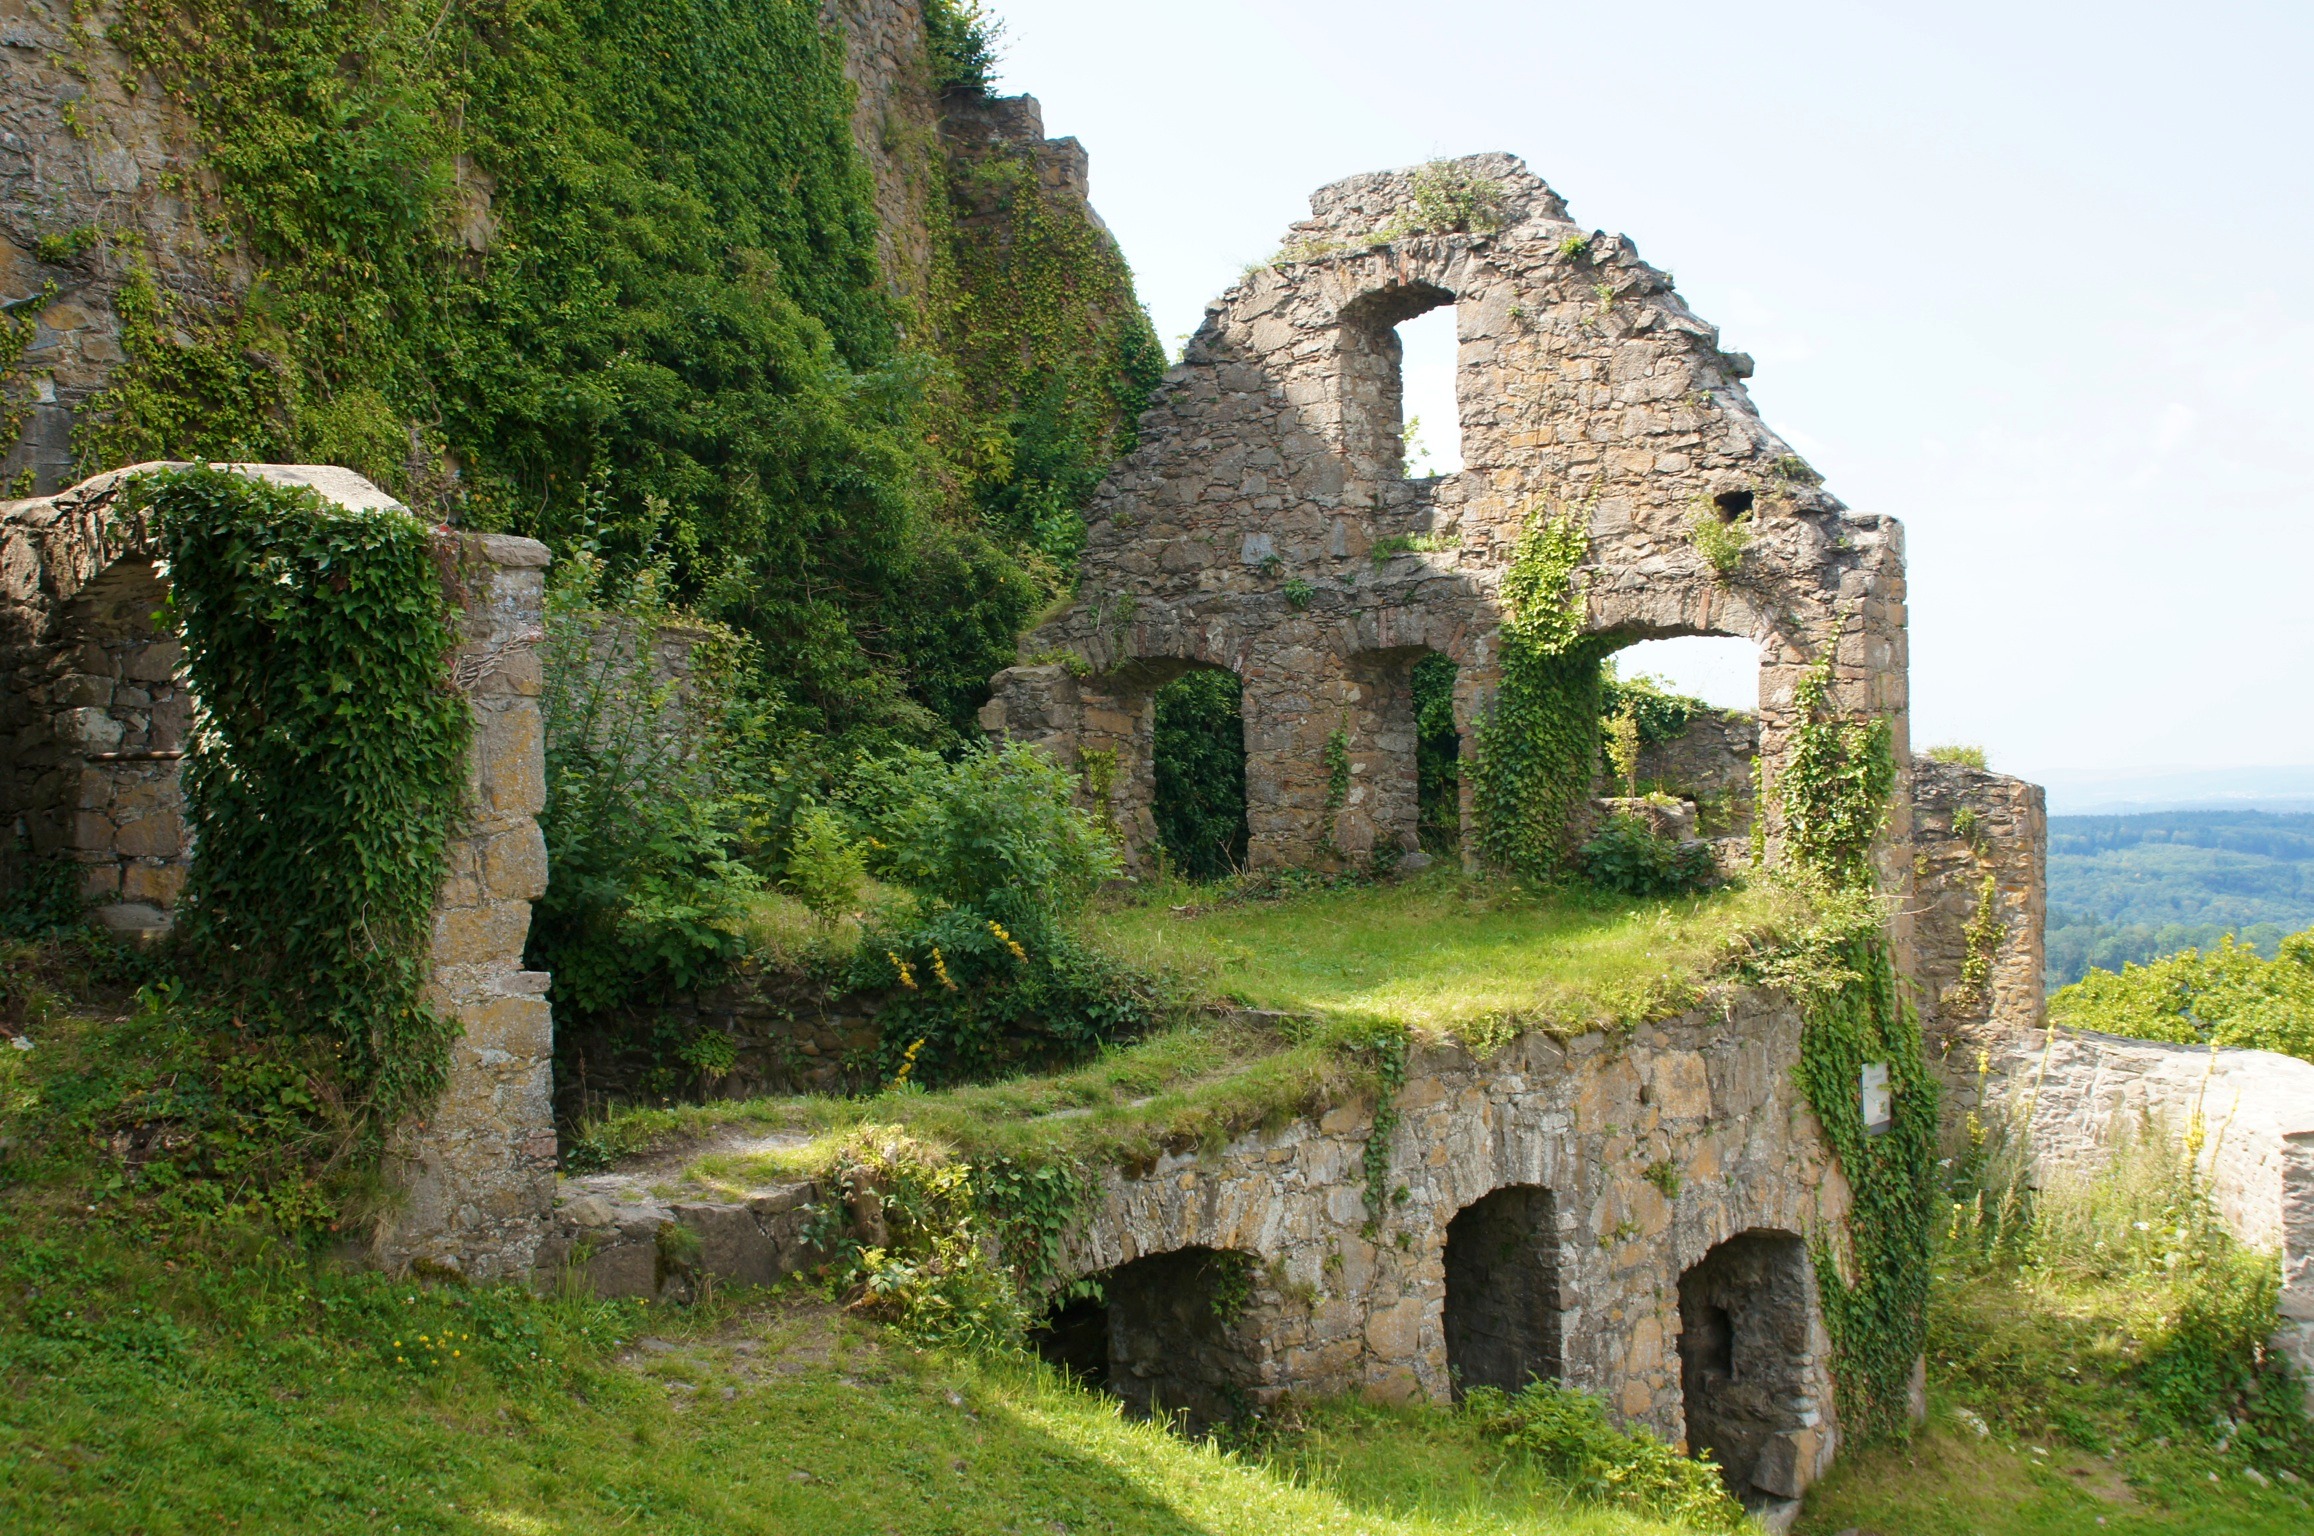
[848,743,1120,914]
[526,555,763,1019]
[2050,928,2314,1062]
[1577,814,1717,898]
[1411,654,1461,856]
[1926,743,1989,769]
[1468,1381,1746,1531]
[844,744,1150,1083]
[783,803,866,920]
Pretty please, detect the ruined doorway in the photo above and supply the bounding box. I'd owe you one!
[1151,668,1248,880]
[1443,1184,1562,1397]
[1030,1245,1263,1431]
[1411,653,1461,858]
[1678,1230,1814,1502]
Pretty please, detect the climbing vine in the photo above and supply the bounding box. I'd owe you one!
[85,0,1153,750]
[1766,645,1938,1441]
[1472,499,1610,878]
[1360,1025,1410,1235]
[149,466,470,1131]
[1948,873,2002,1015]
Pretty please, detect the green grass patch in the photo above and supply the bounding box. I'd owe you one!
[576,872,1797,1189]
[1089,869,1792,1041]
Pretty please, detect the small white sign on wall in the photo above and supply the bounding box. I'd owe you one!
[1861,1062,1893,1137]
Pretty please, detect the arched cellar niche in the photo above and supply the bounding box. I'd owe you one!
[1031,1245,1265,1431]
[1150,666,1248,880]
[1677,1229,1820,1508]
[1443,1183,1562,1398]
[1597,635,1762,860]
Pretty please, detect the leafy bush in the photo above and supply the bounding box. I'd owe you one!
[783,804,866,920]
[1926,743,1989,769]
[526,555,764,1019]
[848,744,1120,915]
[2050,928,2314,1063]
[825,1130,1029,1352]
[1467,1381,1746,1531]
[846,744,1153,1083]
[1411,653,1461,855]
[1577,813,1717,898]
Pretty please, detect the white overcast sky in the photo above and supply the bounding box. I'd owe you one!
[983,0,2313,796]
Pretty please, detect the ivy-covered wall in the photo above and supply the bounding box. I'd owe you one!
[0,0,1158,750]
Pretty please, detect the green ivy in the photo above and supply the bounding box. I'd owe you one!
[1770,645,1938,1441]
[1151,669,1248,881]
[1411,653,1460,855]
[93,0,1152,752]
[1472,502,1609,878]
[149,467,469,1131]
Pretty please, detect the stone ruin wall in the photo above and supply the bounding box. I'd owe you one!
[545,984,1850,1509]
[0,463,559,1279]
[979,154,1913,946]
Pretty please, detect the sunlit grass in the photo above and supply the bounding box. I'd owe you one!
[1088,867,1799,1039]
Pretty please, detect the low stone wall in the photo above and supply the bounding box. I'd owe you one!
[1067,987,1846,1505]
[1988,1026,2314,1399]
[556,971,882,1123]
[539,985,1855,1510]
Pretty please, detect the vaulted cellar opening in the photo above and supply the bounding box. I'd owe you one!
[1030,1245,1263,1431]
[1150,667,1248,880]
[1678,1230,1815,1503]
[1443,1184,1562,1397]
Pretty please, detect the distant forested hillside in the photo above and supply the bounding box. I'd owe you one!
[2046,811,2314,986]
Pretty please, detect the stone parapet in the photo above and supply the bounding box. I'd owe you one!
[1987,1026,2314,1404]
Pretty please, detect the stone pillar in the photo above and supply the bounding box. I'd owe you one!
[374,532,558,1280]
[1910,756,2047,1126]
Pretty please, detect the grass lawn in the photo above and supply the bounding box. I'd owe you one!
[574,872,1796,1185]
[1086,870,1794,1040]
[0,1236,1698,1536]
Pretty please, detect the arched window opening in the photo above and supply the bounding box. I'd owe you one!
[1678,1231,1817,1507]
[1598,639,1761,853]
[1151,668,1248,880]
[1396,306,1462,476]
[1443,1184,1562,1398]
[1412,654,1461,857]
[1030,1245,1264,1432]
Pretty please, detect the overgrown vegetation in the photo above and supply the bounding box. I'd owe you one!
[846,743,1159,1084]
[2050,926,2314,1062]
[1763,647,1939,1441]
[151,467,470,1137]
[1472,499,1610,879]
[92,0,1156,758]
[1152,669,1250,879]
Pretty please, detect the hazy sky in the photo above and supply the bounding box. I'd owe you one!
[983,0,2313,787]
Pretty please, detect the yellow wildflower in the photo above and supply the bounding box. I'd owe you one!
[887,951,916,989]
[987,920,1027,962]
[931,947,957,991]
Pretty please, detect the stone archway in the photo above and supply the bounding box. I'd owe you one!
[1443,1183,1562,1397]
[1032,1244,1265,1431]
[1677,1229,1829,1507]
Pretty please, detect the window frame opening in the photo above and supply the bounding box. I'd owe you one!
[1150,666,1250,881]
